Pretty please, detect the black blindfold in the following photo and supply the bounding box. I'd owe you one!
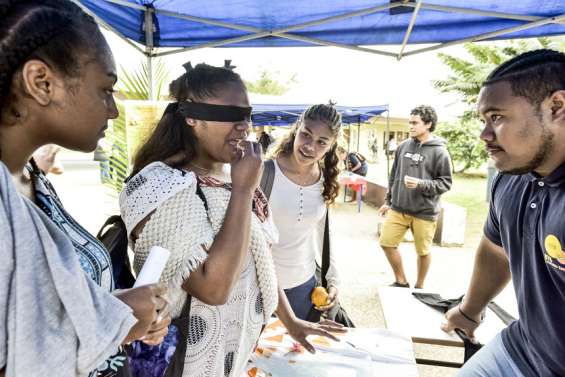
[165,102,252,122]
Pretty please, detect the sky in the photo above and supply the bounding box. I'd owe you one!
[102,30,473,121]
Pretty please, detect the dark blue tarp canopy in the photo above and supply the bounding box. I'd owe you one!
[252,104,388,126]
[77,0,565,58]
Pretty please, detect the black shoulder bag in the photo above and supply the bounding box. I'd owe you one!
[260,160,355,327]
[96,182,209,377]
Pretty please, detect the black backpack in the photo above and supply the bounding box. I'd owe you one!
[352,152,366,163]
[96,215,136,289]
[96,181,209,377]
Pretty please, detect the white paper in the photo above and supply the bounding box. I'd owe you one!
[133,246,170,287]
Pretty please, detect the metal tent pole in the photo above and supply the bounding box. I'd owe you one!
[386,108,390,179]
[403,13,565,57]
[144,7,155,100]
[357,115,361,152]
[397,0,422,60]
[70,0,146,55]
[154,2,400,58]
[347,124,351,153]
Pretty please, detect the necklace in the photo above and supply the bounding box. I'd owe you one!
[278,156,320,186]
[188,162,211,175]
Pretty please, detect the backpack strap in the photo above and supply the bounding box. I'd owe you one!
[259,159,276,199]
[96,215,123,239]
[195,182,209,211]
[321,209,330,288]
[165,294,192,377]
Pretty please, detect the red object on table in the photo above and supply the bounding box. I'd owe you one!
[339,174,368,212]
[339,175,368,194]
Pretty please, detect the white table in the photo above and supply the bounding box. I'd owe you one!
[378,286,514,368]
[242,318,419,377]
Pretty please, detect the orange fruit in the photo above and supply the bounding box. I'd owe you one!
[311,286,329,307]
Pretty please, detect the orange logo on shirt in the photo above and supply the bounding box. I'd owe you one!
[544,235,565,268]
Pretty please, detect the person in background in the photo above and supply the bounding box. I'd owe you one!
[337,146,368,177]
[369,135,379,162]
[386,134,397,157]
[268,104,342,321]
[32,144,64,175]
[377,105,452,289]
[0,1,169,376]
[442,49,565,377]
[256,126,275,153]
[337,146,368,202]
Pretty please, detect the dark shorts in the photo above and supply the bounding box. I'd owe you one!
[283,275,317,321]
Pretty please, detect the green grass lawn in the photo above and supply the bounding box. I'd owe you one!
[442,173,489,248]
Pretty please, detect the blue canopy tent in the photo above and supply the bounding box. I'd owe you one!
[72,0,564,174]
[75,1,565,61]
[72,0,565,98]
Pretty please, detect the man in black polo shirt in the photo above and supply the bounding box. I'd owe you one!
[442,49,565,376]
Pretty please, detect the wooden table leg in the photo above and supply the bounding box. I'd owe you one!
[415,358,463,369]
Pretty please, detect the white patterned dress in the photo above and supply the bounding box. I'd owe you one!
[120,162,279,377]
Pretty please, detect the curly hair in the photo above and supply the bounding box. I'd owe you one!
[132,63,245,175]
[410,105,438,132]
[271,104,342,205]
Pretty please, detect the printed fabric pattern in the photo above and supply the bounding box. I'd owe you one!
[29,164,128,377]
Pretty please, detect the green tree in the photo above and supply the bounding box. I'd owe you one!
[436,119,488,173]
[244,69,297,95]
[434,38,564,113]
[433,38,564,172]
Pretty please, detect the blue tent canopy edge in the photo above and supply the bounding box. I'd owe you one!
[252,104,389,126]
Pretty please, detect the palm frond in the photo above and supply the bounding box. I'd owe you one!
[103,58,171,194]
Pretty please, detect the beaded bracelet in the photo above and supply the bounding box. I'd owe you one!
[458,305,480,325]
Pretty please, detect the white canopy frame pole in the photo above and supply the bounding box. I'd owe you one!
[144,7,155,100]
[84,0,565,60]
[403,13,565,57]
[155,33,398,58]
[397,0,423,60]
[406,3,550,22]
[70,0,146,55]
[152,2,401,57]
[385,107,390,179]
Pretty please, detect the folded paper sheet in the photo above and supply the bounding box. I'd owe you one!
[242,319,418,377]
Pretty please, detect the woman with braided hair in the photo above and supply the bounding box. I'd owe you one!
[0,1,170,376]
[267,104,345,321]
[121,63,344,377]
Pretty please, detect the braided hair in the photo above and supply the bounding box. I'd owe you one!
[271,104,342,205]
[0,0,107,157]
[484,49,565,109]
[132,62,245,175]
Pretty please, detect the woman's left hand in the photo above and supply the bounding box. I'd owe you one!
[141,306,172,346]
[316,286,338,312]
[286,318,346,353]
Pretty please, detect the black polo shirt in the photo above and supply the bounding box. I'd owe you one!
[485,163,565,377]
